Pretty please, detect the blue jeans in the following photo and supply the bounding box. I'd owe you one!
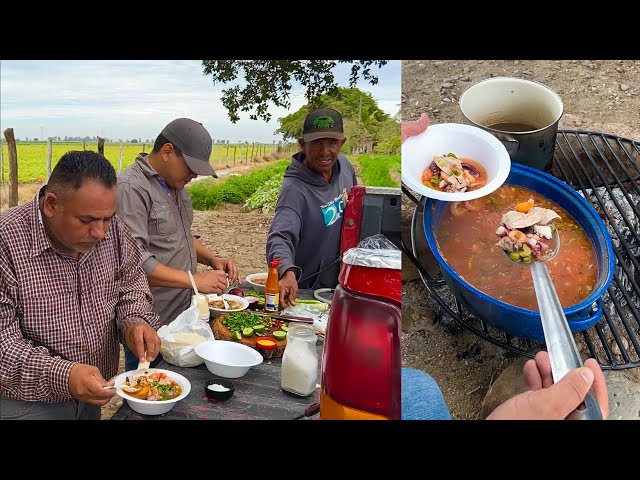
[123,345,163,372]
[401,368,451,420]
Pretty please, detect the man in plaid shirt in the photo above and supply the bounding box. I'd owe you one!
[0,151,161,420]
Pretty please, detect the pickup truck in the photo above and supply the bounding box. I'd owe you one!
[319,185,402,420]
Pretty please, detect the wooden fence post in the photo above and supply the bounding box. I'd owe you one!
[233,145,237,167]
[142,143,145,153]
[3,128,18,207]
[83,140,86,151]
[225,143,230,167]
[46,138,53,181]
[118,142,123,174]
[97,136,105,155]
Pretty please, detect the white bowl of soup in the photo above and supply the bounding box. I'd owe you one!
[246,272,268,293]
[402,122,511,201]
[207,294,249,314]
[114,368,191,416]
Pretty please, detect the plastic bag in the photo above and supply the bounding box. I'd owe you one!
[357,233,399,250]
[282,305,329,336]
[158,305,215,367]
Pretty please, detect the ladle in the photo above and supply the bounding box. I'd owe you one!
[504,227,602,420]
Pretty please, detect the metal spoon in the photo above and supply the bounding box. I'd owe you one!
[504,227,602,420]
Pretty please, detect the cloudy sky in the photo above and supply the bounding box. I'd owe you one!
[0,60,401,143]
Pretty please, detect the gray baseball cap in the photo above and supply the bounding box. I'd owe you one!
[161,118,218,178]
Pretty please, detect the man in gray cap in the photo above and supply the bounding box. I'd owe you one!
[266,108,357,308]
[116,118,239,371]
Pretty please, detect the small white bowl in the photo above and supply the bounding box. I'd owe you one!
[113,368,191,416]
[246,272,268,294]
[401,122,511,202]
[194,340,263,378]
[207,293,249,314]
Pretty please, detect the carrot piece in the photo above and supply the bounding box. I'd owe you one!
[515,198,534,213]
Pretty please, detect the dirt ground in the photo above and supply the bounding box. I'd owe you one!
[401,60,640,419]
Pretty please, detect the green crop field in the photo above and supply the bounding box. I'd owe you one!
[350,155,400,187]
[1,141,296,183]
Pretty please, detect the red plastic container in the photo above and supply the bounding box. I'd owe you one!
[320,186,401,420]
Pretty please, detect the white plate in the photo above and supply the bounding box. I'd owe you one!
[401,123,511,202]
[207,293,249,313]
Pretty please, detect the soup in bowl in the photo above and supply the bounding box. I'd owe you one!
[424,163,614,341]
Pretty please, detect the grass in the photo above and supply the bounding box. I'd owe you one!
[1,141,294,183]
[351,155,400,187]
[188,160,290,210]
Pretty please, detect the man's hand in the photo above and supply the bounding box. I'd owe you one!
[124,323,161,368]
[279,270,298,309]
[487,351,609,420]
[195,270,228,294]
[401,113,430,143]
[211,257,239,285]
[68,363,117,406]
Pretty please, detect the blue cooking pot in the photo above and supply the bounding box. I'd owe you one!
[424,163,615,341]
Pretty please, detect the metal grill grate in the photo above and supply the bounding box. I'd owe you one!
[403,131,640,370]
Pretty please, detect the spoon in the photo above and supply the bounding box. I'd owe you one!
[504,227,603,420]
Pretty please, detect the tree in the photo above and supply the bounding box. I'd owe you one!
[201,60,388,123]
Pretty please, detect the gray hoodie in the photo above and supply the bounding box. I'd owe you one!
[266,151,357,290]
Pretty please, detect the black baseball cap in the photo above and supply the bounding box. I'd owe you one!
[302,108,345,142]
[161,118,218,178]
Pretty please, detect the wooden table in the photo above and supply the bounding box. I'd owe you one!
[110,287,323,421]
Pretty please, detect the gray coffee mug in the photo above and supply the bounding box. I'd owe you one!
[459,77,564,172]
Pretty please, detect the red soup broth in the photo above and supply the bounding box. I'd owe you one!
[435,185,598,310]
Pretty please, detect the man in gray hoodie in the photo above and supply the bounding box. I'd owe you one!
[266,108,357,308]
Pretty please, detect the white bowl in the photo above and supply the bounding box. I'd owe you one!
[194,340,263,378]
[246,272,268,294]
[113,368,191,416]
[401,122,511,202]
[207,293,249,314]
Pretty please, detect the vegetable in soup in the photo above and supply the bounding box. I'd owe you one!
[421,153,488,193]
[435,185,598,310]
[120,371,182,401]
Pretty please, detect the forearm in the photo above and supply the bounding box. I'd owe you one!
[194,237,216,266]
[145,262,192,289]
[266,207,301,278]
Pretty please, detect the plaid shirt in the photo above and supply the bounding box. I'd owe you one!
[0,189,160,402]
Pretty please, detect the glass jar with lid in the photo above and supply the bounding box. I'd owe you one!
[280,323,318,397]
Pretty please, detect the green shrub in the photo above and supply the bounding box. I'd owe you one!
[188,160,289,210]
